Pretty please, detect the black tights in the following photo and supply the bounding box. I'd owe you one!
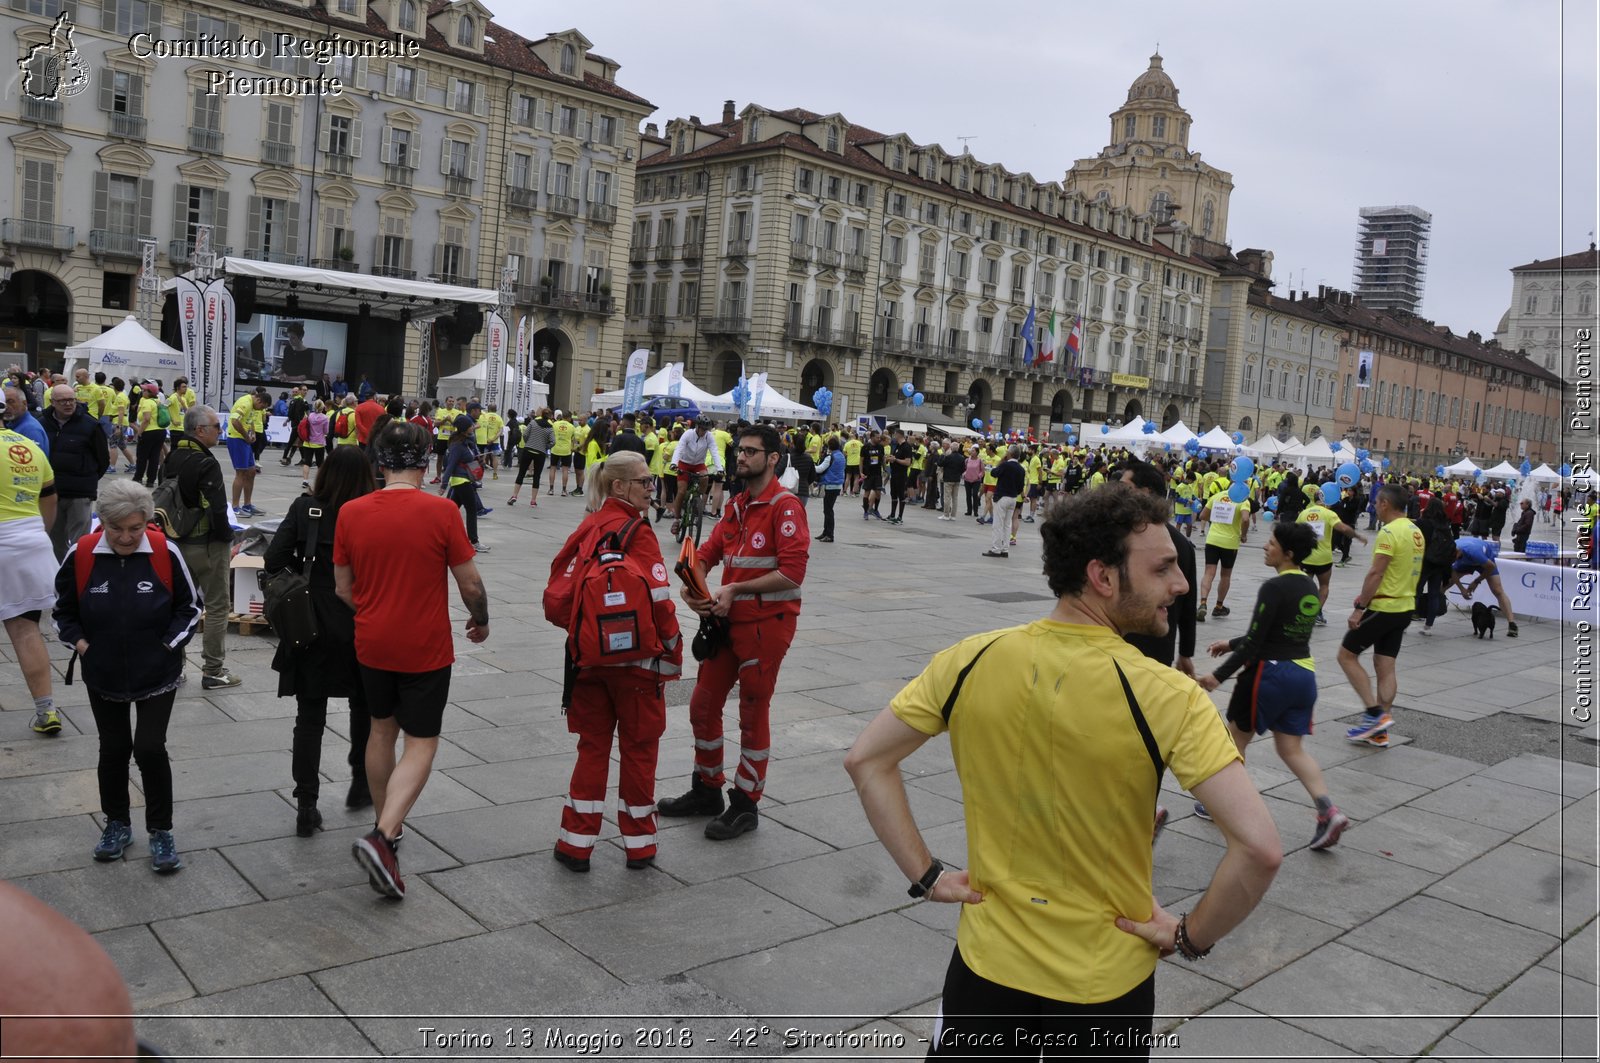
[134,432,165,486]
[291,693,370,804]
[91,689,177,831]
[449,483,480,543]
[515,449,547,489]
[965,481,981,515]
[929,948,1155,1060]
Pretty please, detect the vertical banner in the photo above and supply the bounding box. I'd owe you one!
[751,371,768,420]
[174,277,206,393]
[667,361,684,397]
[483,310,509,411]
[1356,350,1373,388]
[414,319,433,400]
[512,315,531,415]
[202,278,235,411]
[621,348,650,414]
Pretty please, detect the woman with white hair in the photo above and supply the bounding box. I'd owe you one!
[53,478,201,872]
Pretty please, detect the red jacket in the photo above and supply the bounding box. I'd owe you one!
[697,477,809,621]
[355,399,386,444]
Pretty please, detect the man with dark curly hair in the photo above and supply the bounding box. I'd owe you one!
[847,485,1280,1057]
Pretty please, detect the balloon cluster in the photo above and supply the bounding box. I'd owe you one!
[1560,463,1574,477]
[1435,464,1447,476]
[1185,438,1200,455]
[971,417,983,430]
[731,376,751,414]
[1322,482,1342,506]
[1520,458,1533,476]
[811,386,833,417]
[1142,421,1157,434]
[1068,434,1079,444]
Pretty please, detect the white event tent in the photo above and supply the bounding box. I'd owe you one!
[591,366,722,407]
[1528,463,1563,482]
[1443,457,1482,477]
[1482,461,1522,479]
[1195,426,1240,452]
[1281,437,1337,466]
[1245,435,1288,458]
[62,314,185,381]
[703,384,820,420]
[1154,421,1196,446]
[435,359,548,406]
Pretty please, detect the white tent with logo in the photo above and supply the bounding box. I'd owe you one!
[435,359,548,407]
[1280,436,1337,466]
[703,383,820,420]
[590,366,722,407]
[1245,434,1288,458]
[61,314,185,381]
[1196,426,1241,452]
[1105,416,1151,443]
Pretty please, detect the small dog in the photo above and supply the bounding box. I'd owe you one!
[1471,601,1499,639]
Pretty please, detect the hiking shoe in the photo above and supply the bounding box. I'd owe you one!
[1023,515,1035,523]
[296,803,322,838]
[1211,605,1231,618]
[201,671,242,690]
[1196,600,1208,623]
[571,489,583,497]
[1153,805,1169,843]
[1309,807,1350,851]
[345,778,372,810]
[352,829,404,898]
[657,777,725,817]
[31,709,62,735]
[1506,621,1519,638]
[1345,712,1392,742]
[705,791,759,841]
[93,820,133,861]
[1362,732,1391,748]
[1419,627,1433,636]
[149,829,183,874]
[1192,802,1213,822]
[982,550,1009,558]
[553,848,591,873]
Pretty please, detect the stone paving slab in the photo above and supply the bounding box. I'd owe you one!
[1336,743,1487,790]
[1444,965,1598,1060]
[1233,941,1484,1057]
[0,731,106,778]
[1411,774,1573,834]
[1161,897,1344,993]
[424,848,677,931]
[762,785,965,850]
[1150,964,1235,1035]
[408,796,581,864]
[1253,844,1441,930]
[543,877,831,985]
[92,923,197,1009]
[0,766,141,824]
[1153,1001,1369,1061]
[442,750,581,805]
[18,848,260,933]
[150,877,484,994]
[1339,894,1563,994]
[1540,917,1598,987]
[222,822,459,900]
[165,750,295,802]
[0,812,104,878]
[648,815,837,886]
[1479,751,1600,798]
[139,975,376,1062]
[1424,841,1596,938]
[1335,804,1513,875]
[742,841,917,926]
[1517,790,1600,866]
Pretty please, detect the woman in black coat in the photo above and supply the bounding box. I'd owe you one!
[265,445,377,835]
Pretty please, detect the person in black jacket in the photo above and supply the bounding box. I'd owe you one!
[41,384,110,560]
[1414,497,1456,635]
[1117,460,1199,678]
[265,446,377,835]
[161,405,240,690]
[1275,470,1305,524]
[53,479,201,873]
[280,387,308,466]
[1511,498,1536,552]
[508,408,553,507]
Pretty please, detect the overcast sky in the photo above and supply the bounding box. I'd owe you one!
[501,0,1597,342]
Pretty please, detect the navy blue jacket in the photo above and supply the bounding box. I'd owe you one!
[53,532,202,700]
[41,407,108,499]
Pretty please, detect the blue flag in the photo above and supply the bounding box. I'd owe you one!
[1022,304,1036,365]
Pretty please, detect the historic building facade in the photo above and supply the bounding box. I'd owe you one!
[626,60,1226,433]
[1494,244,1598,378]
[3,0,651,410]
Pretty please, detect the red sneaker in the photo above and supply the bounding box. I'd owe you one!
[353,829,404,899]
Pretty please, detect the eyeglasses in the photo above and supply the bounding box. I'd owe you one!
[736,446,768,457]
[625,476,655,487]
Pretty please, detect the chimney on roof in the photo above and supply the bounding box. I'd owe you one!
[689,115,701,126]
[723,99,736,124]
[1318,284,1326,300]
[645,122,658,138]
[1289,291,1297,302]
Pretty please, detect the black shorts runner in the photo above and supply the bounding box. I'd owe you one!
[1341,609,1412,659]
[360,664,452,738]
[550,453,572,468]
[863,472,883,492]
[1303,561,1333,577]
[1204,543,1239,570]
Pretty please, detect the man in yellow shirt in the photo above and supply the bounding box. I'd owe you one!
[570,419,590,497]
[1338,484,1424,747]
[846,485,1279,1046]
[548,410,576,496]
[108,376,136,473]
[843,431,862,496]
[1196,483,1252,620]
[1296,495,1367,624]
[226,387,272,516]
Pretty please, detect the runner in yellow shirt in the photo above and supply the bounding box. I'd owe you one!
[570,420,590,497]
[844,432,863,496]
[1196,482,1252,621]
[1296,495,1367,624]
[1339,483,1425,746]
[548,411,576,496]
[108,377,136,473]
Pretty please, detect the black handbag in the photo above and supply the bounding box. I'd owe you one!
[259,507,322,648]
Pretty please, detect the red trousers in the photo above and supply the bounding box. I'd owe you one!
[686,612,796,803]
[556,671,666,861]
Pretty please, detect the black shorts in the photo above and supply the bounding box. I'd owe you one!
[1341,609,1412,659]
[1303,561,1333,577]
[550,453,573,468]
[573,453,586,471]
[863,472,883,492]
[1204,543,1239,570]
[360,663,452,738]
[433,438,448,456]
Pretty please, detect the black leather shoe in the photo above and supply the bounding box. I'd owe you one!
[657,777,725,817]
[704,791,759,841]
[296,803,322,838]
[625,855,655,870]
[345,778,373,810]
[553,849,591,873]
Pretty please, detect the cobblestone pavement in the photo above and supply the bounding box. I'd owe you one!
[2,455,1594,1060]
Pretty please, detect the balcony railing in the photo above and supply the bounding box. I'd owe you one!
[1,219,73,251]
[656,243,675,265]
[919,268,936,285]
[881,261,902,280]
[187,126,223,154]
[88,230,148,258]
[506,187,537,210]
[517,285,614,315]
[1158,321,1175,337]
[725,238,749,258]
[370,264,417,279]
[241,248,304,265]
[981,282,997,299]
[844,252,868,273]
[790,241,812,263]
[310,257,360,272]
[816,248,842,269]
[433,272,479,287]
[323,153,354,175]
[629,244,649,266]
[647,313,668,332]
[587,203,617,225]
[446,175,474,197]
[873,332,907,355]
[23,98,61,125]
[548,194,579,217]
[701,314,751,335]
[384,164,414,188]
[786,322,862,348]
[1011,287,1027,303]
[108,112,147,140]
[167,240,232,264]
[682,242,702,264]
[260,141,294,166]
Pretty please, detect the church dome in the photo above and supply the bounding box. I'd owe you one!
[1125,52,1178,105]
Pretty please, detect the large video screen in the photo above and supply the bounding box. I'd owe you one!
[235,314,348,389]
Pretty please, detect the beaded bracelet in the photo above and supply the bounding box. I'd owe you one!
[1174,912,1212,960]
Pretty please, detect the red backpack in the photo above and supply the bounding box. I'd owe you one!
[546,517,665,668]
[334,410,351,438]
[74,526,173,598]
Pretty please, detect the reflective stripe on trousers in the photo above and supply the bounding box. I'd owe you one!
[685,611,796,802]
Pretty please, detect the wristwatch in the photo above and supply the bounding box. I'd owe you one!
[907,858,944,899]
[1353,599,1367,610]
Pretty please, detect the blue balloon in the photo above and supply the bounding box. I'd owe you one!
[1068,434,1078,444]
[1232,457,1255,482]
[971,418,983,430]
[912,392,924,406]
[1265,495,1279,511]
[1356,449,1370,460]
[1185,438,1199,454]
[1381,457,1391,469]
[901,382,914,397]
[1163,442,1172,452]
[1322,481,1342,506]
[1101,425,1110,434]
[1143,421,1157,434]
[1232,431,1245,445]
[1560,463,1574,477]
[1359,459,1374,475]
[1228,481,1249,503]
[1336,462,1360,488]
[1436,464,1447,476]
[1520,459,1532,475]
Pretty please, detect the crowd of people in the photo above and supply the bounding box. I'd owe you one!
[6,364,1594,1057]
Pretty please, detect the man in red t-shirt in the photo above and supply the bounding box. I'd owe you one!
[335,421,488,899]
[659,423,808,841]
[354,394,386,446]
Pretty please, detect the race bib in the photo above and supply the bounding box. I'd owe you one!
[1209,500,1237,525]
[1307,519,1326,539]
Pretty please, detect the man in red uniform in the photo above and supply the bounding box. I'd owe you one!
[544,451,681,872]
[659,423,809,839]
[354,391,386,447]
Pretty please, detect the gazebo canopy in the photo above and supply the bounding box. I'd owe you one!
[1528,463,1563,482]
[590,366,722,406]
[1482,461,1522,479]
[1155,420,1196,445]
[1196,426,1239,451]
[1443,457,1482,476]
[62,314,185,379]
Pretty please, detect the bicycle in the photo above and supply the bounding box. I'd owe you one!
[674,472,707,545]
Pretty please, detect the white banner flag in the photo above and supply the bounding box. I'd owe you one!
[621,348,650,414]
[202,278,235,411]
[483,310,509,411]
[512,315,532,415]
[174,278,206,392]
[667,361,683,397]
